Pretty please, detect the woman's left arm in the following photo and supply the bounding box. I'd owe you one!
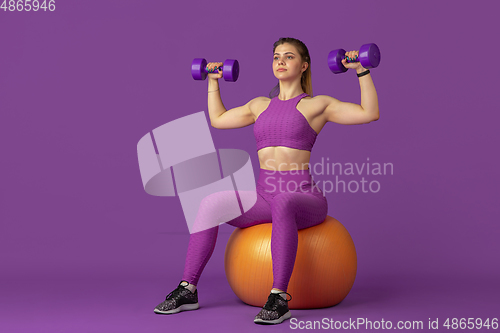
[323,50,380,125]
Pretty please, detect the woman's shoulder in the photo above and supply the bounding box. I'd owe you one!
[250,96,272,103]
[248,96,272,114]
[299,94,337,112]
[305,94,339,104]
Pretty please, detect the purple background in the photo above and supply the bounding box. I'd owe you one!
[1,0,499,332]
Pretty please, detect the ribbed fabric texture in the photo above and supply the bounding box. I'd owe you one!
[253,93,318,152]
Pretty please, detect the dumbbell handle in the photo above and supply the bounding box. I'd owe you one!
[343,54,360,63]
[206,63,223,74]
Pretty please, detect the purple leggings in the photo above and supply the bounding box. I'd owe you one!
[181,168,328,292]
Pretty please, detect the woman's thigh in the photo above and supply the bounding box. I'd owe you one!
[225,190,273,228]
[270,191,328,230]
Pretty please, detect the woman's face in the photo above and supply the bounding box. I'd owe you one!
[273,43,308,80]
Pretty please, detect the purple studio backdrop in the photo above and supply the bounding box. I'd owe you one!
[1,0,499,332]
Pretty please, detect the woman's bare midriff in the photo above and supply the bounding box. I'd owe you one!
[258,147,312,171]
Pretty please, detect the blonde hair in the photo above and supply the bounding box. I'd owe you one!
[269,37,312,98]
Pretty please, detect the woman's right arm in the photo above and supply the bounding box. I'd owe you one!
[206,62,257,130]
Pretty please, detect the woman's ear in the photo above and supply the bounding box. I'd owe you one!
[302,62,309,73]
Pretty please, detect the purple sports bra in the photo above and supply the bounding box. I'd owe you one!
[253,93,318,152]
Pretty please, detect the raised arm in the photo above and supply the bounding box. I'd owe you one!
[322,51,380,125]
[206,62,256,129]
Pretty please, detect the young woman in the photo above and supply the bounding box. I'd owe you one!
[154,37,379,325]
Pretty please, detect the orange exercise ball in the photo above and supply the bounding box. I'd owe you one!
[224,216,357,309]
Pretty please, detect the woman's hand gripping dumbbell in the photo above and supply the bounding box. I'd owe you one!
[191,58,240,82]
[328,43,381,74]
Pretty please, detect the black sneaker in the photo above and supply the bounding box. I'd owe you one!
[154,282,199,314]
[254,291,292,325]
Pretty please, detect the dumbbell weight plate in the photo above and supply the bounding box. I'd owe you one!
[192,58,208,80]
[223,59,239,82]
[327,49,348,74]
[359,43,381,69]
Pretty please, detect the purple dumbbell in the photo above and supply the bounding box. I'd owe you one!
[328,43,381,74]
[191,58,240,82]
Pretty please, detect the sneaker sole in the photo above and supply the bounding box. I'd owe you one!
[154,303,199,314]
[254,311,292,325]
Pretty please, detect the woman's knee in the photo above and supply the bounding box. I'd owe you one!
[197,190,240,218]
[194,190,270,230]
[192,190,241,232]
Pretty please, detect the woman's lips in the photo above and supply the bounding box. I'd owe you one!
[277,68,286,72]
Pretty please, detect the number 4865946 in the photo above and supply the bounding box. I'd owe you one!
[1,0,56,11]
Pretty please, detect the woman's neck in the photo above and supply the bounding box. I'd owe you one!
[278,80,304,100]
